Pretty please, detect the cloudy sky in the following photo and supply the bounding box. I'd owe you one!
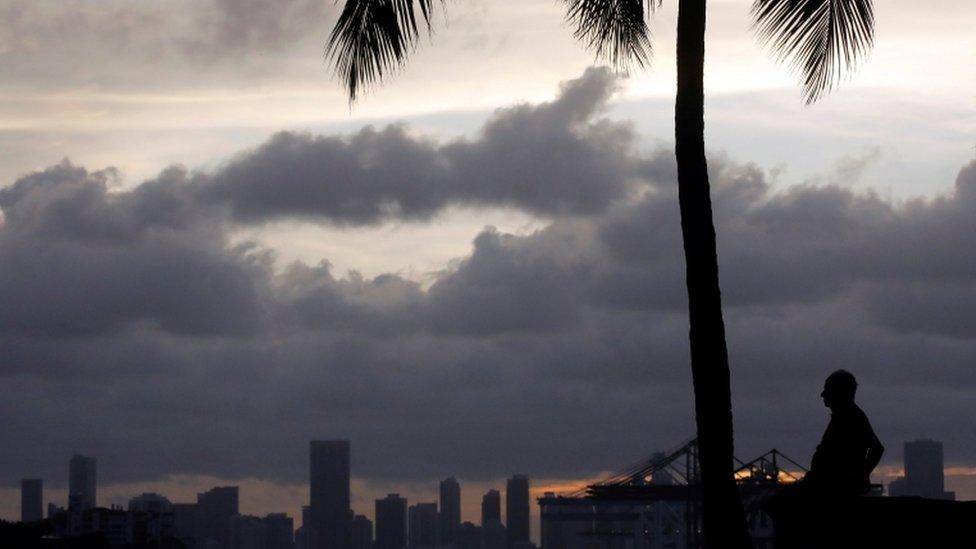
[1,0,975,533]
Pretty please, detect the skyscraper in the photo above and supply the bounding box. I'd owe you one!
[197,486,239,547]
[21,479,43,523]
[505,476,529,547]
[439,477,461,546]
[481,490,500,526]
[375,494,407,549]
[889,439,955,500]
[68,455,97,510]
[310,440,352,549]
[408,502,438,549]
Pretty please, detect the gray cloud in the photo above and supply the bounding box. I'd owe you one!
[201,67,641,224]
[2,70,976,498]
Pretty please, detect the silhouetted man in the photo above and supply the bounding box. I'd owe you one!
[805,369,884,495]
[765,370,884,546]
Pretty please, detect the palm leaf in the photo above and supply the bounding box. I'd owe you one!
[562,0,661,70]
[326,0,442,101]
[752,0,875,103]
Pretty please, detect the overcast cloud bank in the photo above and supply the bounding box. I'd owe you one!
[2,70,975,497]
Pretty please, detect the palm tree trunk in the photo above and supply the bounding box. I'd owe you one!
[674,0,751,547]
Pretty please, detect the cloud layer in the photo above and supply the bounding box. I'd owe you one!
[2,69,975,495]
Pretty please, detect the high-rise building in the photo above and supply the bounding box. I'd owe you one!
[481,489,505,549]
[481,490,500,526]
[889,439,955,500]
[68,455,97,511]
[439,477,461,546]
[310,440,352,549]
[375,494,407,549]
[408,502,438,549]
[505,476,529,547]
[21,479,43,523]
[198,486,239,547]
[351,514,374,549]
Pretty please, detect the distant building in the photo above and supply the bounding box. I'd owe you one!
[439,477,461,546]
[457,521,483,549]
[172,502,200,546]
[128,492,173,514]
[80,506,130,546]
[264,513,296,549]
[408,502,438,549]
[128,493,175,545]
[68,455,97,510]
[505,476,530,548]
[230,515,268,549]
[21,479,43,523]
[296,506,316,549]
[888,439,955,500]
[310,440,352,549]
[481,490,500,527]
[539,494,688,549]
[198,486,240,547]
[375,494,407,549]
[351,514,374,549]
[482,519,506,549]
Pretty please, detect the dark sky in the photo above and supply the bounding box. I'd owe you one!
[2,68,975,495]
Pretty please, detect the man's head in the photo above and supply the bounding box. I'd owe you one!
[821,369,857,409]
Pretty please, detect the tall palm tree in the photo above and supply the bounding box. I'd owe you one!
[326,1,875,547]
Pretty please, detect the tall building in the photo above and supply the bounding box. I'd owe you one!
[375,494,407,549]
[198,486,239,547]
[408,502,438,549]
[439,477,461,546]
[889,439,955,500]
[310,440,352,549]
[505,476,529,547]
[351,514,374,549]
[68,455,97,510]
[21,479,43,523]
[481,490,500,526]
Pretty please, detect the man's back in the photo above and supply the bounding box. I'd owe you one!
[808,402,882,495]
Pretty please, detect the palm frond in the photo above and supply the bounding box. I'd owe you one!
[752,0,874,103]
[562,0,662,70]
[326,0,442,101]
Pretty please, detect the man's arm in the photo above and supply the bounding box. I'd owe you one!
[864,431,884,477]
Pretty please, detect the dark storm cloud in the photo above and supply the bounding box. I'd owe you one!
[201,67,641,223]
[2,70,976,491]
[0,161,269,338]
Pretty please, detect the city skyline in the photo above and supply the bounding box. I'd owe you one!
[9,441,548,546]
[8,434,969,545]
